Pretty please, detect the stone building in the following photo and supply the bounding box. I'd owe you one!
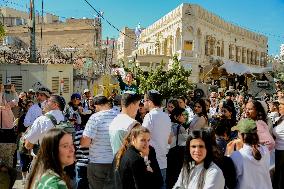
[116,27,136,65]
[119,3,269,83]
[0,7,59,26]
[280,44,284,60]
[1,9,117,94]
[4,17,102,55]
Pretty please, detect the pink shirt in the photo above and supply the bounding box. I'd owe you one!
[256,120,275,151]
[0,92,18,129]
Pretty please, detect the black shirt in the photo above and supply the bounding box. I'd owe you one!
[118,145,163,189]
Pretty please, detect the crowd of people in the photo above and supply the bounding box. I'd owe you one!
[0,73,284,189]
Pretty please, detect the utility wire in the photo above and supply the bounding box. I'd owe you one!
[2,0,283,47]
[82,0,155,44]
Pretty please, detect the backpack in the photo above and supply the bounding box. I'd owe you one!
[45,114,76,140]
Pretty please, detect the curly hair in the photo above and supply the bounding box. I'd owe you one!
[248,100,267,123]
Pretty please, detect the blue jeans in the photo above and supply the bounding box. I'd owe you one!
[76,165,89,189]
[160,168,167,189]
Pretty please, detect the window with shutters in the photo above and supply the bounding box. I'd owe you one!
[52,77,59,93]
[63,77,69,93]
[11,76,22,91]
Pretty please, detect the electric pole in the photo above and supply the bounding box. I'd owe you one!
[29,0,36,63]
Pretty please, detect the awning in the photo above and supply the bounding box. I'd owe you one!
[220,60,272,76]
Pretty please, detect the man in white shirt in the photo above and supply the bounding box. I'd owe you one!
[24,95,66,150]
[142,90,172,189]
[24,87,51,127]
[80,95,118,189]
[109,91,141,155]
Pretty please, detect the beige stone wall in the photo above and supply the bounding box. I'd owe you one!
[1,7,29,20]
[0,7,59,25]
[117,27,136,63]
[5,20,97,55]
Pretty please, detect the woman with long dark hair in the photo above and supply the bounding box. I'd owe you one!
[166,99,179,117]
[245,100,275,151]
[173,129,225,189]
[189,99,208,130]
[26,128,75,189]
[229,119,272,189]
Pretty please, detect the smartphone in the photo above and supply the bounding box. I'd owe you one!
[4,84,11,90]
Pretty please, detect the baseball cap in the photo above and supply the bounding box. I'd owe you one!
[28,89,35,93]
[231,119,257,134]
[71,93,81,100]
[93,95,109,105]
[84,89,90,94]
[37,87,51,97]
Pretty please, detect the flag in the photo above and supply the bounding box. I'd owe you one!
[135,23,142,37]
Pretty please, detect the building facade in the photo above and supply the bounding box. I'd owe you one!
[121,3,268,83]
[280,44,284,60]
[4,18,101,55]
[116,27,136,65]
[0,7,59,27]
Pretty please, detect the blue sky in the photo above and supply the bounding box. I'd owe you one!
[2,0,284,55]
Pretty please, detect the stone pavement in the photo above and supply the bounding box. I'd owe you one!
[12,165,25,189]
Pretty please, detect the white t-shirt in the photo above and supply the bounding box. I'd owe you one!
[273,118,284,150]
[142,108,171,169]
[24,110,65,144]
[109,113,137,155]
[174,162,225,189]
[83,109,118,164]
[231,144,272,189]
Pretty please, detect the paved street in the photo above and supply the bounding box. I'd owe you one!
[12,165,24,189]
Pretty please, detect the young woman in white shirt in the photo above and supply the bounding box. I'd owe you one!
[173,129,225,189]
[228,119,272,189]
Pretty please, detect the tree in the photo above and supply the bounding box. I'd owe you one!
[269,54,284,81]
[0,24,5,39]
[124,55,193,99]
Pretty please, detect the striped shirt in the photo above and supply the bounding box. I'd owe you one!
[83,108,118,164]
[34,169,68,189]
[74,127,89,167]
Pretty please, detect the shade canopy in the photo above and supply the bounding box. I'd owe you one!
[220,60,272,76]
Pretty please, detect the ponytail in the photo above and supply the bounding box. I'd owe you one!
[115,136,130,169]
[252,144,262,160]
[241,133,262,160]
